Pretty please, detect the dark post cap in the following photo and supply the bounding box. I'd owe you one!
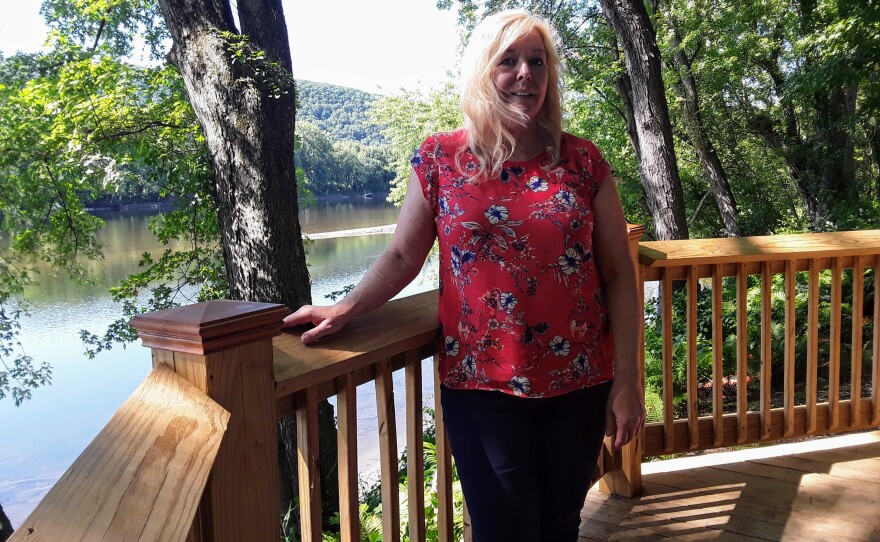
[130,300,292,355]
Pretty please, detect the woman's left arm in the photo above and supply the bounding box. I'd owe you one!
[592,172,646,451]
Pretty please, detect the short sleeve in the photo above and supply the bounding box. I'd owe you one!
[411,134,441,215]
[580,139,612,199]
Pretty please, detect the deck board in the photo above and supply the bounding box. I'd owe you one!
[580,430,880,541]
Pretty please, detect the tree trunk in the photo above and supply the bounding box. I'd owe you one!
[814,0,857,212]
[659,0,741,237]
[817,84,857,205]
[870,122,880,202]
[599,0,689,240]
[607,30,642,163]
[752,42,823,228]
[0,502,13,542]
[156,0,338,526]
[156,0,309,309]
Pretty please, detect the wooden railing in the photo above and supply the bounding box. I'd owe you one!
[9,364,229,541]
[11,229,880,542]
[638,230,880,457]
[274,291,443,542]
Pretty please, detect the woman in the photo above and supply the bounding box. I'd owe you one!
[284,9,644,541]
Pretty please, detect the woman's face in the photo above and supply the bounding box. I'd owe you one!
[492,29,549,127]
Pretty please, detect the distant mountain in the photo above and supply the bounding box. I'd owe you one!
[295,80,385,146]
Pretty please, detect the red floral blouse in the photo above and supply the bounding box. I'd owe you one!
[412,129,616,398]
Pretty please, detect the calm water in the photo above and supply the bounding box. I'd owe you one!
[0,198,437,527]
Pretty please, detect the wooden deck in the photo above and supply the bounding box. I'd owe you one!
[581,431,880,541]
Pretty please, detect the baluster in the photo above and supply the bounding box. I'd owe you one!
[873,254,880,426]
[434,351,455,541]
[807,259,819,435]
[784,260,796,437]
[375,359,401,542]
[712,265,724,447]
[297,386,322,542]
[687,266,699,449]
[829,257,842,431]
[662,268,675,453]
[404,351,426,542]
[851,257,864,428]
[336,373,360,542]
[760,261,772,440]
[638,260,647,457]
[736,262,748,444]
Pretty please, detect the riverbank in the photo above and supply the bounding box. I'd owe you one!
[85,192,391,214]
[314,192,390,203]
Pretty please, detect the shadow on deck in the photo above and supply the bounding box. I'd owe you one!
[582,430,880,541]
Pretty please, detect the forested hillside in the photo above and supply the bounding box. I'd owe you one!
[293,80,395,195]
[296,80,385,145]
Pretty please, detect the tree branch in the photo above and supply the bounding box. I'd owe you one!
[689,189,712,227]
[91,121,184,141]
[90,18,107,54]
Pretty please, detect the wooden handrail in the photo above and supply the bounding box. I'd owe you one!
[273,290,440,414]
[19,228,879,542]
[639,229,880,267]
[638,230,880,461]
[9,364,229,542]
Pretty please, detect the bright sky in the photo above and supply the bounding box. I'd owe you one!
[0,0,463,94]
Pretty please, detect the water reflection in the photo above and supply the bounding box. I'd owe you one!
[0,199,422,527]
[298,197,399,234]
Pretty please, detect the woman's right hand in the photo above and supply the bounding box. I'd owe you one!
[282,304,352,344]
[283,170,435,346]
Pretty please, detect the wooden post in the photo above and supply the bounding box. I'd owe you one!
[599,224,646,497]
[130,300,290,542]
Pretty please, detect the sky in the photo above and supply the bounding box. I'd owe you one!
[0,0,463,94]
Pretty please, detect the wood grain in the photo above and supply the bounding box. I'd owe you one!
[687,266,699,450]
[736,263,748,444]
[336,373,360,542]
[759,261,772,440]
[712,265,724,447]
[807,259,819,435]
[375,359,401,542]
[434,352,455,542]
[405,351,427,542]
[273,290,439,401]
[296,386,322,542]
[639,229,880,269]
[10,364,228,542]
[587,431,880,542]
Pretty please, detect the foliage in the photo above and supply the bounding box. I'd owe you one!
[0,0,228,398]
[643,388,664,423]
[0,0,204,401]
[436,0,880,239]
[650,0,880,233]
[369,85,462,205]
[222,31,295,99]
[0,0,352,373]
[324,284,355,302]
[295,121,395,195]
[296,80,387,146]
[0,302,52,406]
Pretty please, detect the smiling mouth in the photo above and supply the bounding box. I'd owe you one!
[507,91,534,97]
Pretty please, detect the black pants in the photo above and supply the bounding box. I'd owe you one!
[440,381,612,542]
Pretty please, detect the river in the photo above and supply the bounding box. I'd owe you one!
[0,198,438,527]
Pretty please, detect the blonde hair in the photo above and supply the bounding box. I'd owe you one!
[459,9,563,177]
